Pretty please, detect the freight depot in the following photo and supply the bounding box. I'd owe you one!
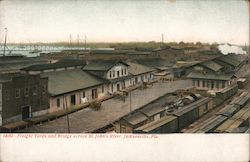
[57,134,72,138]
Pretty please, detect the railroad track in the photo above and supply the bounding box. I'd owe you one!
[181,90,245,133]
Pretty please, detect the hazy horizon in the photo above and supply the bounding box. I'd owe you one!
[0,0,249,45]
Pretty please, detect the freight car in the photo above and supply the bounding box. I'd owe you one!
[215,84,238,105]
[133,115,178,133]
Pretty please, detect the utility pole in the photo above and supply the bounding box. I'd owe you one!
[69,34,72,48]
[63,95,70,133]
[3,28,8,57]
[77,34,80,49]
[161,33,164,44]
[84,34,87,51]
[129,91,132,112]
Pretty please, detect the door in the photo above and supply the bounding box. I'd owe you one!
[22,106,30,120]
[117,84,120,91]
[92,88,98,99]
[70,94,76,105]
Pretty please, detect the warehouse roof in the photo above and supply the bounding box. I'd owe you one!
[83,60,129,71]
[200,60,223,72]
[21,59,86,71]
[187,71,235,81]
[216,55,242,67]
[135,58,173,68]
[123,111,148,126]
[41,69,107,96]
[127,62,154,76]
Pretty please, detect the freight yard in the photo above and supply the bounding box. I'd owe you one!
[0,41,249,134]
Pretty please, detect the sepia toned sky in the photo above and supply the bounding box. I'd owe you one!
[0,0,249,45]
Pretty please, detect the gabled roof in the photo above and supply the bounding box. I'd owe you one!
[200,60,223,72]
[216,55,242,67]
[21,59,86,71]
[127,62,154,76]
[41,69,108,96]
[83,60,129,71]
[187,71,235,81]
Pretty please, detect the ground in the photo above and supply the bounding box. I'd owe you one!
[20,80,192,133]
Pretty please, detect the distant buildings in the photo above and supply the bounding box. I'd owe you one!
[187,54,245,91]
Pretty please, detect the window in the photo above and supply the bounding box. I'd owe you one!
[197,80,200,87]
[5,90,10,100]
[211,81,214,89]
[82,91,85,98]
[202,80,205,87]
[216,81,219,89]
[117,71,120,77]
[33,86,37,95]
[42,85,46,94]
[113,70,115,77]
[205,103,209,111]
[15,89,20,98]
[207,80,210,88]
[56,98,60,108]
[124,69,127,75]
[192,80,195,86]
[222,82,225,88]
[121,69,124,76]
[24,88,29,97]
[109,71,112,78]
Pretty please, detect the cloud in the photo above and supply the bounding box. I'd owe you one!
[218,44,247,55]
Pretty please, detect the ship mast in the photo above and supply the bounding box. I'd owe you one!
[3,28,8,56]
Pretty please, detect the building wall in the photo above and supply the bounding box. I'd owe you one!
[1,74,49,125]
[106,63,128,80]
[49,84,109,112]
[191,78,232,91]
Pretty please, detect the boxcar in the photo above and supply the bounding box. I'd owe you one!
[216,84,238,104]
[172,105,199,130]
[133,115,178,133]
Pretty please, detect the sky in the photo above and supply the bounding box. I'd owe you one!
[0,0,249,45]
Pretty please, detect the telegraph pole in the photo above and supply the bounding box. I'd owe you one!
[129,91,132,112]
[161,33,164,44]
[3,28,8,57]
[84,34,87,51]
[63,95,70,133]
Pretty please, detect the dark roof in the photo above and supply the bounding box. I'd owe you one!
[135,58,173,68]
[200,60,223,72]
[41,69,107,96]
[127,62,154,76]
[83,60,129,71]
[139,105,166,117]
[0,73,27,82]
[216,55,242,67]
[21,59,86,71]
[123,111,148,126]
[173,97,211,116]
[187,71,235,81]
[134,115,177,132]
